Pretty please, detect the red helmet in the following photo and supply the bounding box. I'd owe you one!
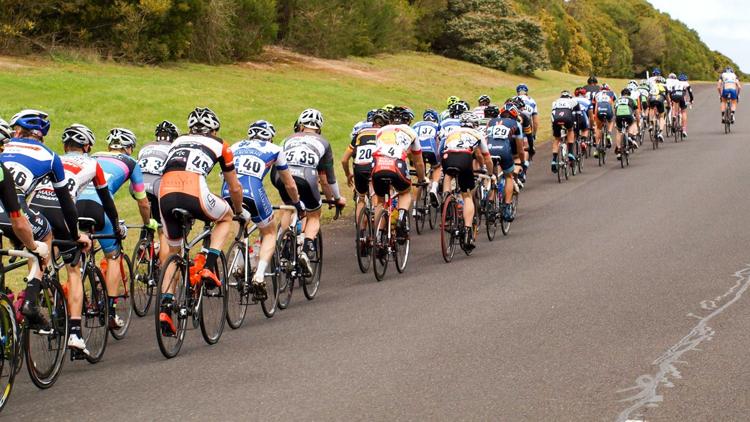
[574,87,587,97]
[601,83,611,91]
[501,102,519,119]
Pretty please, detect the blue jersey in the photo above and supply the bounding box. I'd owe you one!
[438,118,462,143]
[0,137,67,195]
[412,121,439,153]
[574,97,592,125]
[221,140,286,198]
[350,121,372,141]
[80,151,146,201]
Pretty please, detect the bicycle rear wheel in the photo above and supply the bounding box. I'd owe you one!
[355,206,372,274]
[200,252,227,345]
[414,188,426,235]
[486,186,499,241]
[0,295,18,410]
[260,250,280,318]
[131,238,154,317]
[24,278,68,388]
[110,254,133,340]
[502,191,517,236]
[155,254,188,359]
[372,210,389,281]
[82,267,109,363]
[440,196,458,263]
[428,197,438,230]
[394,218,410,274]
[303,232,322,300]
[225,241,248,329]
[276,229,295,309]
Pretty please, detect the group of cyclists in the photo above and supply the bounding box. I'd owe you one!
[0,64,740,408]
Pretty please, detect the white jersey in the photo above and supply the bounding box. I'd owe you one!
[665,78,679,93]
[34,152,108,200]
[442,127,488,154]
[373,124,420,161]
[720,71,739,89]
[517,95,538,115]
[350,120,372,140]
[472,106,487,119]
[438,118,462,143]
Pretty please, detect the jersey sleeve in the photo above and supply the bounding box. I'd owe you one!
[128,161,147,200]
[318,140,337,183]
[93,162,108,190]
[49,154,68,189]
[219,141,235,172]
[274,145,289,171]
[0,164,21,217]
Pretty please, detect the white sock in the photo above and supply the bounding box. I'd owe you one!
[254,260,268,282]
[430,181,438,193]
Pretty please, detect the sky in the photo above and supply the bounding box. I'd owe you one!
[648,0,750,72]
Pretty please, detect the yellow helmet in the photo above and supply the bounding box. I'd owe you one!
[382,104,395,113]
[446,96,460,107]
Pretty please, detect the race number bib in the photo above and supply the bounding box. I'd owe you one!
[139,157,164,174]
[185,150,212,174]
[285,147,319,167]
[491,125,511,139]
[5,163,34,193]
[355,145,375,164]
[236,155,266,178]
[418,126,436,139]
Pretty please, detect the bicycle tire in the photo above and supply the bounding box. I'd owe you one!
[473,188,483,229]
[372,210,389,281]
[276,229,295,309]
[440,196,458,263]
[155,254,188,359]
[225,241,248,329]
[394,215,410,274]
[131,237,154,317]
[303,232,322,300]
[502,191,518,236]
[200,252,227,345]
[260,249,280,318]
[414,188,426,235]
[24,277,68,388]
[0,295,18,410]
[82,266,109,363]
[355,206,372,274]
[486,185,499,241]
[428,197,438,230]
[557,155,563,183]
[109,254,133,340]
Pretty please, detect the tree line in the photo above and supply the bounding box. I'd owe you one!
[0,0,742,79]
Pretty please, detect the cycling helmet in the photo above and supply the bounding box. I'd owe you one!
[448,102,469,118]
[391,106,414,125]
[587,75,598,84]
[629,80,637,86]
[512,96,526,110]
[516,84,529,94]
[0,119,12,143]
[484,105,500,118]
[298,108,324,130]
[10,109,50,136]
[62,123,95,147]
[621,88,631,96]
[574,87,587,97]
[446,96,460,107]
[459,112,480,128]
[187,107,220,132]
[155,120,179,142]
[383,104,395,113]
[501,102,520,119]
[652,68,661,76]
[371,109,390,126]
[106,128,137,149]
[423,109,439,123]
[478,94,491,105]
[668,73,677,79]
[366,109,377,123]
[725,66,734,73]
[247,120,276,141]
[601,83,611,91]
[560,90,572,98]
[678,73,688,81]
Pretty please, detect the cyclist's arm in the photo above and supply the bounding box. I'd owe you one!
[0,164,36,251]
[92,164,121,230]
[49,156,79,239]
[688,86,694,103]
[340,145,354,179]
[319,142,341,200]
[277,169,301,204]
[126,161,151,225]
[223,170,244,215]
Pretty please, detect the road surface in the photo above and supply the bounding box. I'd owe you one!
[6,85,750,421]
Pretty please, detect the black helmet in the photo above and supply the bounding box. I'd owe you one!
[448,102,469,118]
[155,120,179,142]
[621,88,631,96]
[587,75,598,85]
[478,94,491,105]
[484,105,500,118]
[372,108,390,126]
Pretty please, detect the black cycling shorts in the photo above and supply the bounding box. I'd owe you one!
[29,197,80,265]
[77,199,106,232]
[371,157,411,197]
[146,190,161,224]
[552,110,575,138]
[596,104,614,122]
[671,94,687,110]
[649,98,665,114]
[616,115,634,130]
[353,164,372,196]
[442,152,475,193]
[275,175,322,212]
[421,151,441,167]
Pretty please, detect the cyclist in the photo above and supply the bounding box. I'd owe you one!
[718,66,741,124]
[439,102,468,146]
[0,110,92,341]
[440,112,490,250]
[138,121,179,233]
[78,128,156,329]
[593,84,616,152]
[0,118,11,145]
[584,75,601,101]
[273,108,345,276]
[473,94,491,118]
[371,106,425,240]
[486,103,523,222]
[671,73,694,137]
[511,96,532,182]
[342,109,388,221]
[550,90,580,173]
[648,76,668,142]
[411,109,442,206]
[158,107,248,336]
[516,84,539,159]
[636,81,651,124]
[223,120,304,299]
[614,88,640,159]
[573,87,593,152]
[441,96,461,121]
[350,109,376,141]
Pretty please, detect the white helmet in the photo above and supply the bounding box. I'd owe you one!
[459,112,480,128]
[298,108,323,130]
[0,119,12,143]
[187,107,221,132]
[106,128,137,149]
[668,73,677,79]
[62,123,96,146]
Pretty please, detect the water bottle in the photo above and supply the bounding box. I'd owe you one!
[456,196,464,212]
[295,220,304,246]
[153,241,160,255]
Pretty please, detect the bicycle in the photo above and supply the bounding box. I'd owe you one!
[723,93,733,134]
[224,213,283,329]
[665,104,673,138]
[277,200,341,305]
[440,173,480,263]
[618,123,631,168]
[372,182,411,281]
[672,109,684,142]
[130,225,159,317]
[554,126,570,182]
[354,193,374,273]
[412,170,438,235]
[154,209,227,359]
[476,172,512,240]
[596,124,608,167]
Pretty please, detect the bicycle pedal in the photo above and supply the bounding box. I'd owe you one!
[69,348,88,361]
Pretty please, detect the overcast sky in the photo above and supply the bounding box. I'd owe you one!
[648,0,750,72]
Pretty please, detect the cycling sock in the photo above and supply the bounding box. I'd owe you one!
[397,208,407,222]
[552,153,559,162]
[25,278,41,303]
[303,238,316,253]
[70,318,81,337]
[567,144,575,154]
[255,260,268,281]
[205,248,220,270]
[108,297,116,315]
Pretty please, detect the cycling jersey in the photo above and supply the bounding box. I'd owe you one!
[670,81,694,109]
[34,152,107,200]
[273,132,337,212]
[517,95,538,115]
[551,97,580,137]
[138,140,171,194]
[720,71,739,91]
[350,120,372,141]
[665,79,679,94]
[162,133,234,177]
[0,162,51,245]
[438,118,461,143]
[374,125,421,161]
[574,97,592,129]
[441,127,488,155]
[412,120,439,154]
[349,127,378,166]
[221,139,286,228]
[0,164,21,218]
[615,97,637,117]
[472,106,487,120]
[584,84,600,101]
[486,117,522,174]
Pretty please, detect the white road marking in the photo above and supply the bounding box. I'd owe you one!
[615,265,750,422]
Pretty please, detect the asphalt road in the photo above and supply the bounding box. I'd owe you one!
[6,85,750,421]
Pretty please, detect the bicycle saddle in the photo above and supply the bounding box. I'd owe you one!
[78,217,97,232]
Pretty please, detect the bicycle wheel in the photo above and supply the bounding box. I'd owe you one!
[473,188,483,229]
[725,108,731,134]
[303,231,322,299]
[486,186,499,241]
[0,295,18,410]
[557,155,563,183]
[260,249,280,318]
[372,210,389,281]
[414,188,426,235]
[502,191,518,236]
[200,252,227,345]
[394,215,410,274]
[428,196,438,230]
[225,241,248,329]
[82,266,109,363]
[131,237,154,317]
[110,254,133,340]
[276,229,295,309]
[440,196,458,263]
[355,206,372,274]
[24,278,68,388]
[155,254,188,359]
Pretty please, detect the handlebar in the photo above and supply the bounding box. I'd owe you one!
[0,248,41,280]
[321,199,343,220]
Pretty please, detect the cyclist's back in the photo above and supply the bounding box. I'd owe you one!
[138,121,177,222]
[274,130,335,211]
